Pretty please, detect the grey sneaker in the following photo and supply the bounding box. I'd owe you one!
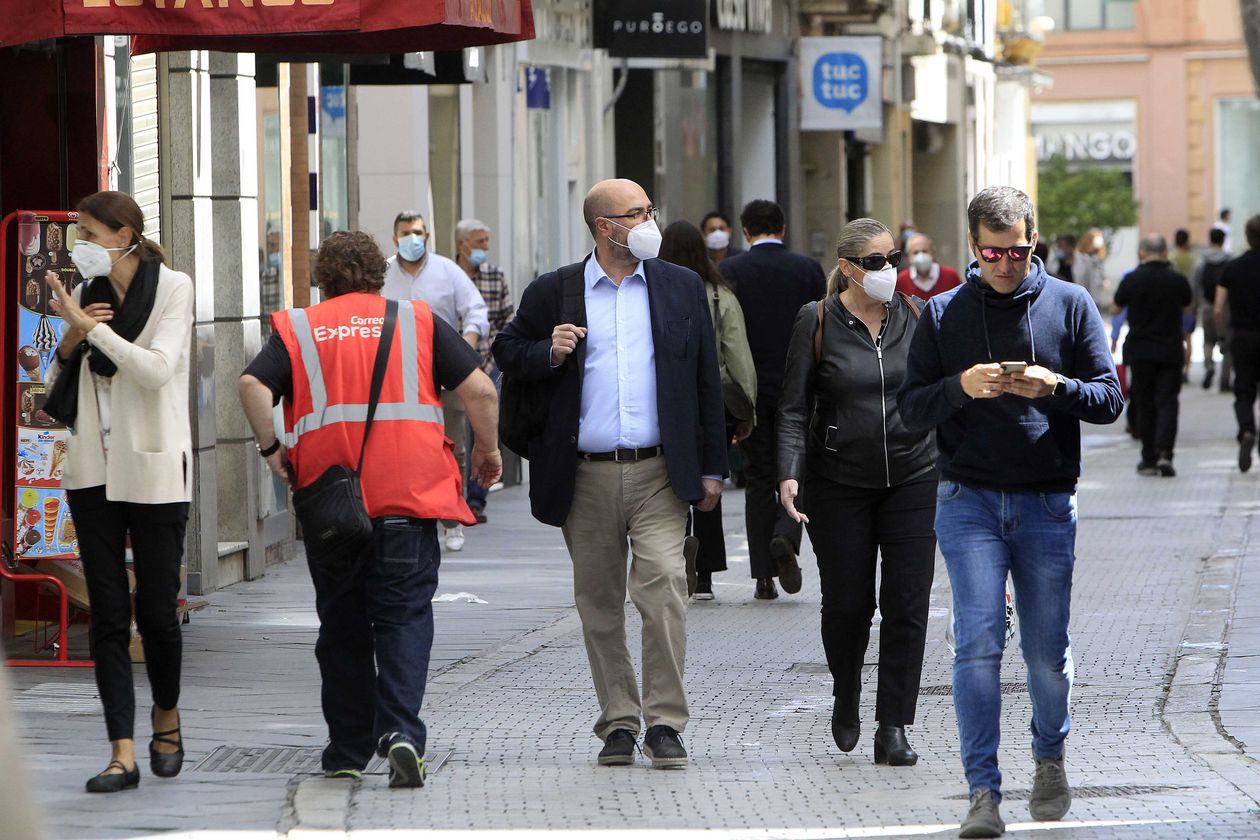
[959,789,1004,838]
[1029,757,1071,821]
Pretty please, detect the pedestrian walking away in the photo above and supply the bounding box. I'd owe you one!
[455,218,515,523]
[777,218,938,769]
[720,199,826,600]
[381,210,490,551]
[1112,234,1193,477]
[660,220,757,601]
[43,191,194,794]
[493,178,727,769]
[899,187,1123,838]
[1215,215,1260,472]
[1196,227,1234,391]
[239,231,501,788]
[896,232,962,300]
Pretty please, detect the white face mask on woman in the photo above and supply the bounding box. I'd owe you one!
[705,229,731,251]
[71,241,137,279]
[855,266,898,303]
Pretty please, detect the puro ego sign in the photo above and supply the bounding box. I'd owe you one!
[800,36,882,131]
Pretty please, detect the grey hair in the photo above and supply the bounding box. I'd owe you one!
[454,218,490,243]
[1139,233,1168,256]
[827,218,892,296]
[967,186,1036,242]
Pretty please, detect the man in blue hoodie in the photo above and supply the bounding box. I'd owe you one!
[898,187,1123,839]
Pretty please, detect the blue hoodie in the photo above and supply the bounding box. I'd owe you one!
[897,257,1123,492]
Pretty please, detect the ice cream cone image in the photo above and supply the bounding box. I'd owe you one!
[18,345,41,382]
[33,316,58,377]
[51,439,67,479]
[43,496,60,544]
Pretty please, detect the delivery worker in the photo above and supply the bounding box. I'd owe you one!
[238,231,501,788]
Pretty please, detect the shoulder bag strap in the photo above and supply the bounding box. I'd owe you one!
[898,291,922,319]
[355,298,398,476]
[814,298,826,364]
[559,262,586,327]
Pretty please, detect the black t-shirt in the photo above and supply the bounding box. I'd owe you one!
[243,310,482,404]
[1219,250,1260,332]
[1113,260,1192,365]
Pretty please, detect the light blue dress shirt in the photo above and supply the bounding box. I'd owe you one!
[577,254,661,453]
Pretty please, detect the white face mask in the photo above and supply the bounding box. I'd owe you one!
[855,266,897,303]
[609,218,663,261]
[910,252,934,274]
[71,240,136,279]
[705,229,731,251]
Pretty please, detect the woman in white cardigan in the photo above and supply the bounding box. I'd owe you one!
[44,191,194,793]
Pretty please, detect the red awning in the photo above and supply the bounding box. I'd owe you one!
[0,0,534,54]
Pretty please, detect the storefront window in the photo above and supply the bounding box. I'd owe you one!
[1217,98,1260,243]
[256,87,285,336]
[320,81,350,239]
[658,70,718,229]
[1041,0,1135,31]
[110,37,133,195]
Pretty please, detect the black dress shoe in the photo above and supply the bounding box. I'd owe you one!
[754,578,778,600]
[642,725,687,769]
[873,724,918,766]
[831,692,860,753]
[769,536,803,594]
[86,760,140,793]
[597,729,637,766]
[150,707,185,778]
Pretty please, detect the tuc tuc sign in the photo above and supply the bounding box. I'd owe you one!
[799,36,883,131]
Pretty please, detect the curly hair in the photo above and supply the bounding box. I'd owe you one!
[314,231,387,298]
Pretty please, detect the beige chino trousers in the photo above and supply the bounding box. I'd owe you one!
[562,455,691,739]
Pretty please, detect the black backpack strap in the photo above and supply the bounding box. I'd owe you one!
[558,261,587,327]
[355,299,398,476]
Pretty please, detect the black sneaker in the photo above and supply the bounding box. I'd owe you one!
[754,577,778,600]
[642,725,687,769]
[1156,456,1176,477]
[1136,460,1159,477]
[769,536,802,594]
[1241,432,1255,473]
[378,734,426,789]
[597,729,637,766]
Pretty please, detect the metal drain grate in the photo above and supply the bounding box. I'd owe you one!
[191,746,454,775]
[14,683,101,713]
[946,784,1196,801]
[920,682,1028,696]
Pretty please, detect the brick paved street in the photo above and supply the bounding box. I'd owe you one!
[8,375,1260,838]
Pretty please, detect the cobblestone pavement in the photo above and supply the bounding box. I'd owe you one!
[9,376,1260,838]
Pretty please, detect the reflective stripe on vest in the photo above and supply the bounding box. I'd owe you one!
[282,299,444,447]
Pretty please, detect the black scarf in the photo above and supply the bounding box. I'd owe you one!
[80,257,161,378]
[42,258,162,427]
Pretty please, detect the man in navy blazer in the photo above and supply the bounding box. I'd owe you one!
[493,179,727,769]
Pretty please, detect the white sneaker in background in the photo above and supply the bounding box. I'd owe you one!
[444,525,465,552]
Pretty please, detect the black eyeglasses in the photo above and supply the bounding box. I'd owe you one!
[843,250,902,271]
[977,244,1033,263]
[603,206,659,223]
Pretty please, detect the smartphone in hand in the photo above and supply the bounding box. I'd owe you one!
[999,361,1027,374]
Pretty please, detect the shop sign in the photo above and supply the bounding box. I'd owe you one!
[800,36,882,131]
[713,0,772,34]
[526,67,552,110]
[1034,127,1137,165]
[595,0,707,59]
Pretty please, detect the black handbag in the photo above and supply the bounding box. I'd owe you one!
[292,299,397,575]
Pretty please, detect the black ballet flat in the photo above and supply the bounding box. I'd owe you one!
[85,760,140,793]
[150,707,185,778]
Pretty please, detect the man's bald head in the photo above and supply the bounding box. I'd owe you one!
[583,179,649,238]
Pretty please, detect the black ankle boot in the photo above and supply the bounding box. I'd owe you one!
[831,690,860,752]
[873,724,918,766]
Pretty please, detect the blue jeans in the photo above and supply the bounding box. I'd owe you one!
[935,480,1076,798]
[306,518,441,771]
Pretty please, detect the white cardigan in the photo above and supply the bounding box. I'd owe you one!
[46,263,194,504]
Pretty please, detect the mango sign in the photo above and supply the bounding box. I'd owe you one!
[800,36,882,132]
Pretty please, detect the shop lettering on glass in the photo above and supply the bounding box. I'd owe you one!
[813,52,867,112]
[713,0,772,34]
[1035,129,1137,164]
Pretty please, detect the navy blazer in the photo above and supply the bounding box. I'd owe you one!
[493,256,728,527]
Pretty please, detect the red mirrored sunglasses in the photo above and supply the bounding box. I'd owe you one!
[977,245,1034,263]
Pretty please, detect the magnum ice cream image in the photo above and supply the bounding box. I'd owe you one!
[33,314,58,375]
[18,212,40,256]
[24,276,42,309]
[19,387,36,425]
[18,345,41,382]
[43,496,60,544]
[46,223,63,265]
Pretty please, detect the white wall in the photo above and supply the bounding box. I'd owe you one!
[739,71,777,209]
[354,85,432,253]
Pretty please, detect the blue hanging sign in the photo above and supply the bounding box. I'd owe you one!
[526,67,551,110]
[800,36,883,131]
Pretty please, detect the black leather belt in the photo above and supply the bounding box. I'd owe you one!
[579,445,663,462]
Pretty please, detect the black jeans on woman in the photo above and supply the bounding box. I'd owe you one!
[67,486,189,742]
[804,474,936,726]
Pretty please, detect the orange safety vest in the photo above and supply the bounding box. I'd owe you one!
[272,292,473,525]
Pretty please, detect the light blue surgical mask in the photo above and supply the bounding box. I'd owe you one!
[469,248,488,267]
[398,233,426,262]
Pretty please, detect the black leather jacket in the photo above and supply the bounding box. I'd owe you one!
[777,294,936,489]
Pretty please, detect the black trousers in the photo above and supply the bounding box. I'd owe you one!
[739,397,803,579]
[1128,359,1184,463]
[803,475,936,726]
[1233,331,1260,437]
[67,485,189,742]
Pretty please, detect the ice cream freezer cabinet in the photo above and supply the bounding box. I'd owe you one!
[2,209,92,667]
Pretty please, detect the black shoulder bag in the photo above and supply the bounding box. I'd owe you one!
[292,299,397,576]
[499,263,586,458]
